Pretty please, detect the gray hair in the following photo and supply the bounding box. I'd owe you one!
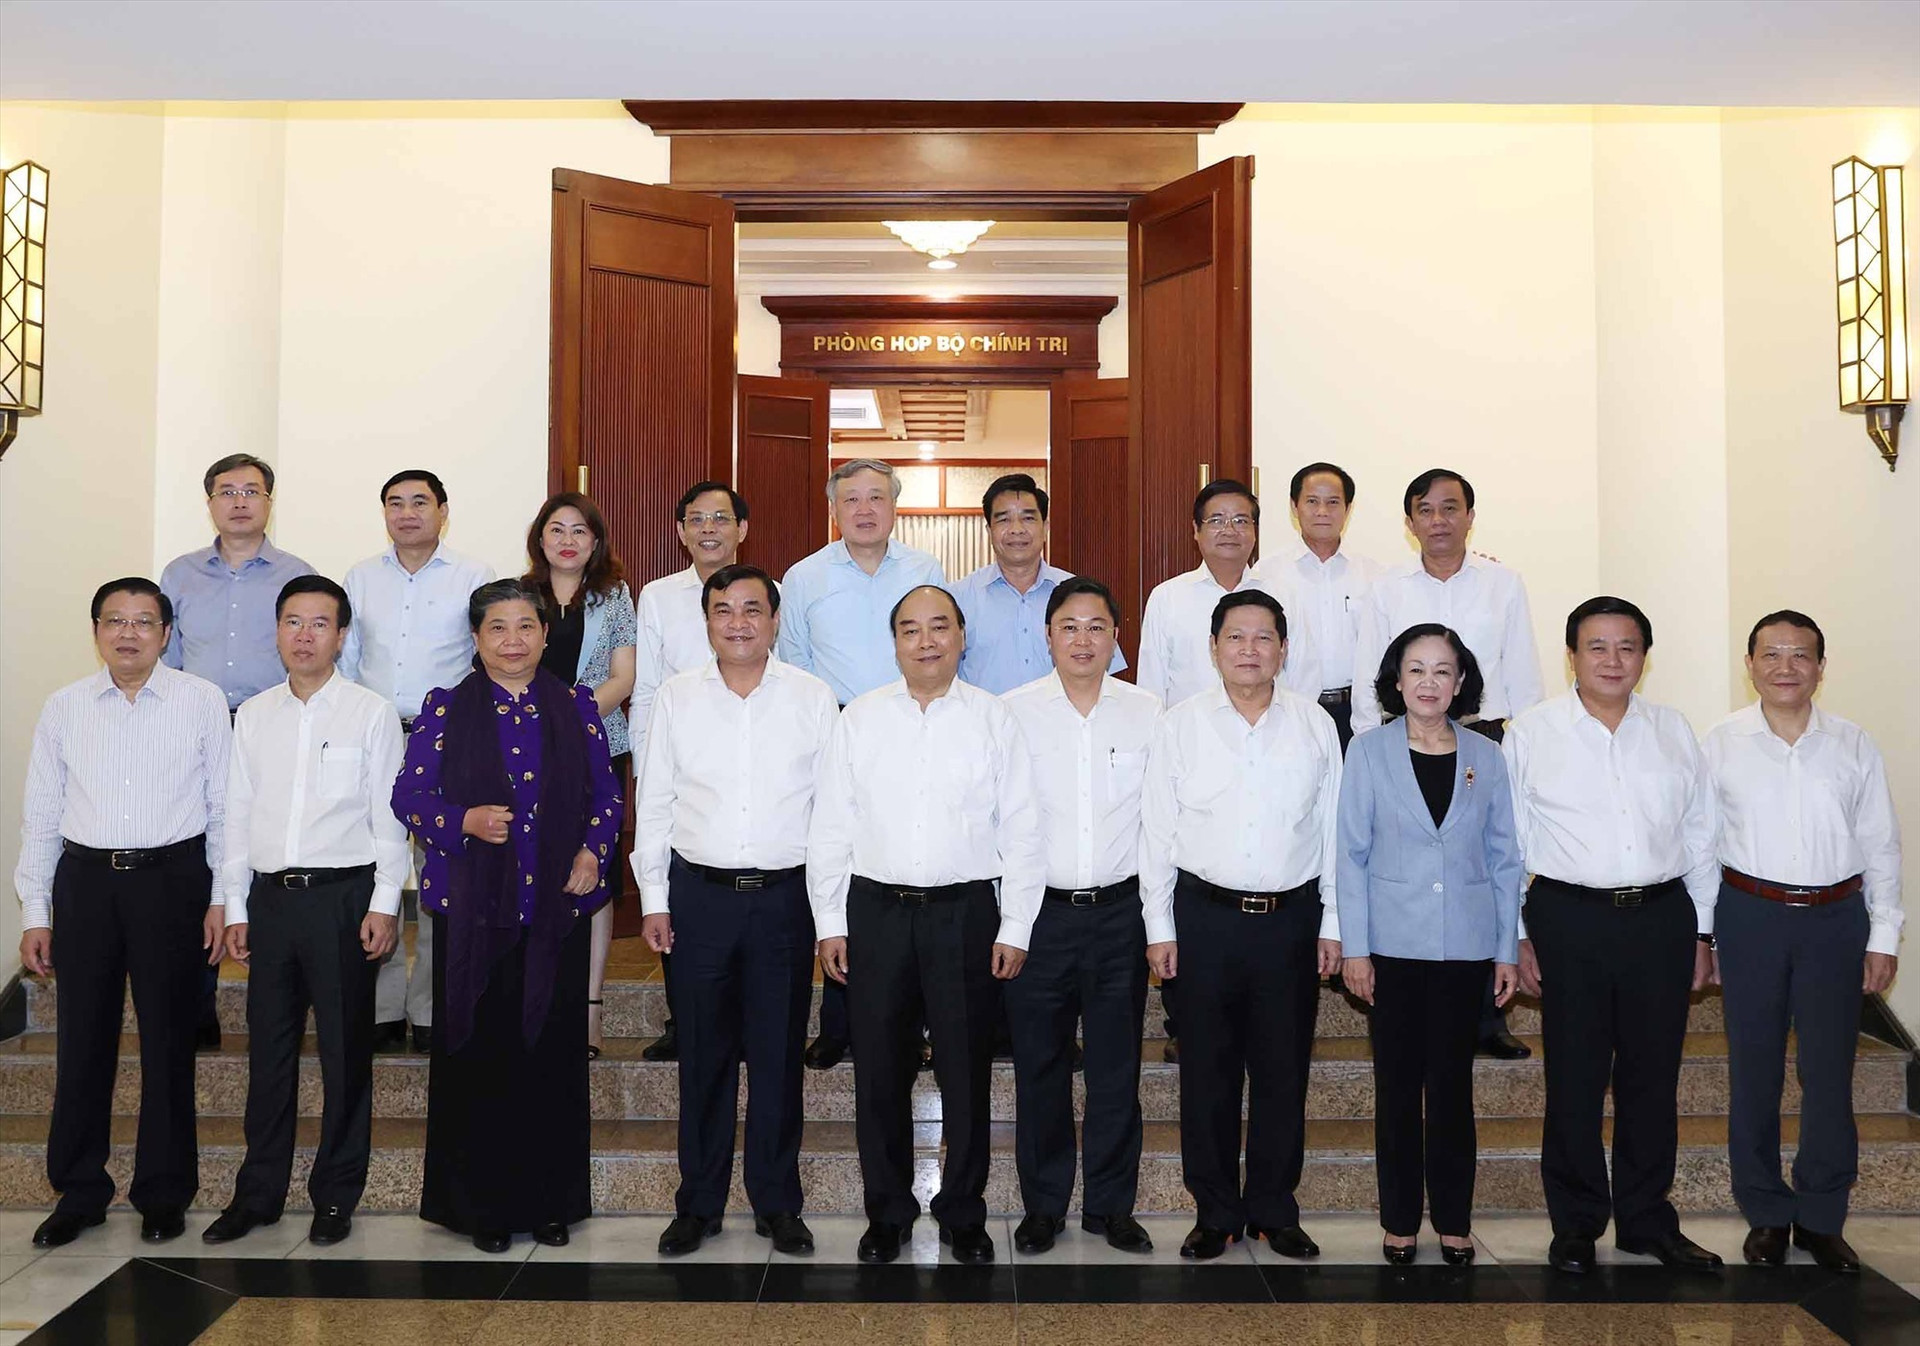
[826,458,902,503]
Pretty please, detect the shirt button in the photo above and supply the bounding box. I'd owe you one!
[1432,882,1444,892]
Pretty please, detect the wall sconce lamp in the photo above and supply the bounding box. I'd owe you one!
[1833,157,1907,471]
[1,160,50,462]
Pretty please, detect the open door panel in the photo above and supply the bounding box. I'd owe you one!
[736,373,830,580]
[1049,377,1137,670]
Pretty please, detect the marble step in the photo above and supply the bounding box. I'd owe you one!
[20,975,1729,1041]
[0,1030,1902,1125]
[0,1112,1915,1216]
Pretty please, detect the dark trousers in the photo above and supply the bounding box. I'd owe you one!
[669,859,814,1218]
[1527,877,1694,1242]
[818,968,847,1042]
[1321,692,1355,754]
[232,874,380,1216]
[1370,954,1487,1236]
[1174,874,1321,1232]
[846,877,998,1229]
[1005,886,1148,1219]
[1717,883,1869,1235]
[46,846,210,1217]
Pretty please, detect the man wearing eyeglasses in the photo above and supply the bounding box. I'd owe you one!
[161,454,313,1050]
[16,579,231,1249]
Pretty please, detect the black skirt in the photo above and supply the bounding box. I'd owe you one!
[421,911,592,1235]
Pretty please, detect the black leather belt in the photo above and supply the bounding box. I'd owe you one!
[1533,874,1685,908]
[678,855,804,892]
[1176,868,1317,915]
[1044,877,1138,907]
[261,864,375,890]
[852,875,994,905]
[62,837,203,871]
[1317,687,1353,706]
[400,717,417,734]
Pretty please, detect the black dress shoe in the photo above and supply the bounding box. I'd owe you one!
[1548,1233,1596,1274]
[1082,1212,1153,1253]
[472,1229,512,1254]
[31,1210,103,1249]
[641,1023,679,1062]
[1014,1213,1065,1254]
[197,1018,224,1052]
[1162,1037,1180,1064]
[374,1020,407,1053]
[1744,1225,1789,1265]
[309,1206,352,1246]
[1180,1224,1235,1259]
[1615,1230,1724,1271]
[657,1213,721,1256]
[202,1207,278,1244]
[803,1033,846,1070]
[754,1213,814,1255]
[1250,1222,1320,1259]
[141,1209,187,1243]
[1440,1241,1476,1266]
[411,1025,432,1054]
[941,1222,995,1264]
[532,1222,569,1247]
[857,1220,910,1264]
[1383,1239,1417,1265]
[1793,1225,1861,1273]
[1477,1026,1531,1059]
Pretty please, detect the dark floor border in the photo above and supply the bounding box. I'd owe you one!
[24,1259,235,1346]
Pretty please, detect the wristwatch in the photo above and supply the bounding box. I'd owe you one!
[1697,932,1716,950]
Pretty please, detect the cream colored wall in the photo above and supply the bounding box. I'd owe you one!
[0,104,167,966]
[1719,107,1920,1036]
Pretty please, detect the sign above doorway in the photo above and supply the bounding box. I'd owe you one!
[763,295,1116,383]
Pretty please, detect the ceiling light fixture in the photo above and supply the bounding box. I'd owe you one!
[883,220,994,271]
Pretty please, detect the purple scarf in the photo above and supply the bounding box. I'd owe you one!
[438,667,589,1054]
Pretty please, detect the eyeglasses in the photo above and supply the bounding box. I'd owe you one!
[683,511,737,527]
[279,616,336,634]
[98,616,164,634]
[1201,513,1256,532]
[210,487,268,501]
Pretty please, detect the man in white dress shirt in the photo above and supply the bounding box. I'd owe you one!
[1351,467,1539,1060]
[204,576,406,1250]
[1141,590,1342,1263]
[1706,610,1903,1273]
[1001,577,1160,1256]
[635,564,838,1260]
[629,480,757,1064]
[16,578,231,1249]
[1508,597,1723,1275]
[340,469,494,1053]
[1266,462,1377,752]
[808,585,1043,1267]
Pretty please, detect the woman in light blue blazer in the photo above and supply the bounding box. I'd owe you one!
[1336,623,1523,1266]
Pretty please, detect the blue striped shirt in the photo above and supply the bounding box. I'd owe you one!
[160,537,315,710]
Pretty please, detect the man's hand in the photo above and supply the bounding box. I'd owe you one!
[203,904,226,967]
[225,923,251,965]
[1146,941,1177,980]
[360,911,399,961]
[642,913,673,954]
[1317,938,1342,977]
[462,805,513,845]
[991,943,1026,980]
[1492,961,1519,1007]
[818,936,849,983]
[562,848,600,897]
[1864,952,1898,995]
[1517,939,1542,997]
[1341,955,1375,1005]
[1692,941,1718,992]
[19,929,52,978]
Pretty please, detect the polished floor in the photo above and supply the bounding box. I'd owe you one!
[2,1212,1916,1344]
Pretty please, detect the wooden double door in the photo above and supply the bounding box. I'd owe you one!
[549,157,1254,666]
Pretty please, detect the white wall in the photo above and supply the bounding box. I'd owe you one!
[0,103,167,967]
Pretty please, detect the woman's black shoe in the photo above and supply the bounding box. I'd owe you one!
[1440,1241,1475,1265]
[532,1222,569,1247]
[1383,1239,1417,1265]
[472,1229,512,1254]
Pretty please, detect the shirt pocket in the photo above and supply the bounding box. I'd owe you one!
[1107,749,1149,798]
[318,747,363,801]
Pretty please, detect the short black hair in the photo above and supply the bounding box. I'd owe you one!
[1045,575,1120,625]
[701,563,780,615]
[1373,622,1485,720]
[276,575,352,628]
[1193,478,1260,529]
[1747,609,1826,661]
[676,480,749,523]
[381,469,448,506]
[1565,595,1653,651]
[889,584,964,632]
[203,453,275,496]
[1289,462,1355,505]
[982,473,1049,523]
[1402,468,1475,516]
[91,577,172,627]
[1209,589,1286,641]
[467,577,548,631]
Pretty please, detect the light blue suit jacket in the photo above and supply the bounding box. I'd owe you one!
[1335,718,1523,964]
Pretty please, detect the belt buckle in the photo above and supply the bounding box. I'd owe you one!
[284,872,311,891]
[1240,894,1274,915]
[896,888,928,904]
[734,874,764,892]
[1069,889,1099,907]
[1612,887,1644,908]
[1780,887,1817,908]
[110,850,139,871]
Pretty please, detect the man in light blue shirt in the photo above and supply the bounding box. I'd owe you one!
[952,472,1125,695]
[338,469,495,1052]
[777,458,942,1067]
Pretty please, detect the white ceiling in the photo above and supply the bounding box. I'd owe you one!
[2,0,1917,105]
